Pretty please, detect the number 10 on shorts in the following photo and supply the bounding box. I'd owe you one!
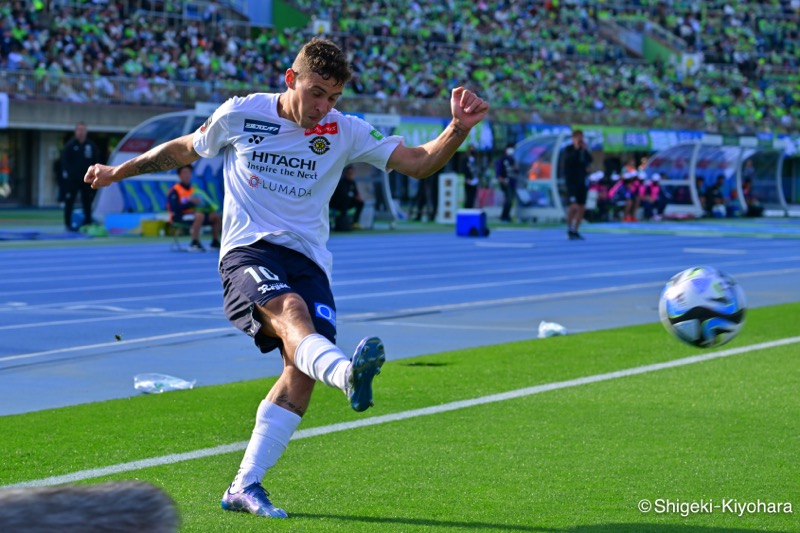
[244,266,279,282]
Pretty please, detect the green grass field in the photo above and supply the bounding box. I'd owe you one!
[2,304,799,532]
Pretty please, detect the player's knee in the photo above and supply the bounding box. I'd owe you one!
[281,364,316,388]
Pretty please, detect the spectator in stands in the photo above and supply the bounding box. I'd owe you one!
[61,121,103,231]
[203,1,223,25]
[561,129,592,238]
[83,37,488,520]
[496,143,517,222]
[5,1,800,132]
[166,164,221,252]
[329,165,364,230]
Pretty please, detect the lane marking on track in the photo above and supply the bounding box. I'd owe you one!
[5,335,799,489]
[3,266,799,351]
[682,247,748,255]
[474,242,535,249]
[0,328,232,364]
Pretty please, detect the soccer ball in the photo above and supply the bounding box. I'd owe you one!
[658,266,746,348]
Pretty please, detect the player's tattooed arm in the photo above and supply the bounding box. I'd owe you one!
[450,120,469,138]
[120,134,200,179]
[86,134,201,189]
[134,154,182,175]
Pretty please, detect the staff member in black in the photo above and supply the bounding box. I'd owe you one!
[61,122,103,231]
[562,129,593,240]
[329,165,365,230]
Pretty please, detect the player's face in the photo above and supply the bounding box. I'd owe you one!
[287,69,344,129]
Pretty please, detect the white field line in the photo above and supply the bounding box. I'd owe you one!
[4,335,798,489]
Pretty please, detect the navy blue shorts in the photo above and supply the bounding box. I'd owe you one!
[566,184,587,205]
[219,240,337,354]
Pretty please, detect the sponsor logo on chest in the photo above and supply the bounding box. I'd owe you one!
[243,119,281,135]
[304,122,338,136]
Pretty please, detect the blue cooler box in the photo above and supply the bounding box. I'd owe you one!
[456,209,489,237]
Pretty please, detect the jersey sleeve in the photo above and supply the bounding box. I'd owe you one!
[345,116,403,171]
[192,98,236,158]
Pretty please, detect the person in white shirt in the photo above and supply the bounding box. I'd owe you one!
[84,37,489,519]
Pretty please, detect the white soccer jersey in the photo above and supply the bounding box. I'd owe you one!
[193,93,403,281]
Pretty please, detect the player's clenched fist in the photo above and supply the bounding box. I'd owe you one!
[451,87,489,129]
[84,164,117,189]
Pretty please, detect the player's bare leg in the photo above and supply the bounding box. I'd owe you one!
[222,292,384,518]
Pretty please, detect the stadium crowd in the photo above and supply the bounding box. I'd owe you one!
[0,0,798,132]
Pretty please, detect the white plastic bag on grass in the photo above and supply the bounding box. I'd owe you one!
[134,373,196,394]
[538,321,567,338]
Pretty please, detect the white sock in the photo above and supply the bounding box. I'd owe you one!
[293,333,350,390]
[231,400,302,492]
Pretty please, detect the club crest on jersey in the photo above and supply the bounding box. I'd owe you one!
[308,136,331,155]
[304,122,338,136]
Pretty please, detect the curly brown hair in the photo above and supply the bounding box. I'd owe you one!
[292,38,352,86]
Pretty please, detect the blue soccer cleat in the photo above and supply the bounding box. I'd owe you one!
[346,336,385,412]
[221,482,288,518]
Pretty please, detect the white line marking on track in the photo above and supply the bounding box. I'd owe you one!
[0,328,232,364]
[341,281,662,318]
[5,335,799,489]
[683,247,748,255]
[474,242,535,249]
[370,321,534,332]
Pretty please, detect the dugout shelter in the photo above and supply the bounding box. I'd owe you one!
[512,133,571,222]
[511,133,799,222]
[644,139,800,218]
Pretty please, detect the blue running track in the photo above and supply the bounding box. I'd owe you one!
[1,224,799,416]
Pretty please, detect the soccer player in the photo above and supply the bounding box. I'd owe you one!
[84,38,489,519]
